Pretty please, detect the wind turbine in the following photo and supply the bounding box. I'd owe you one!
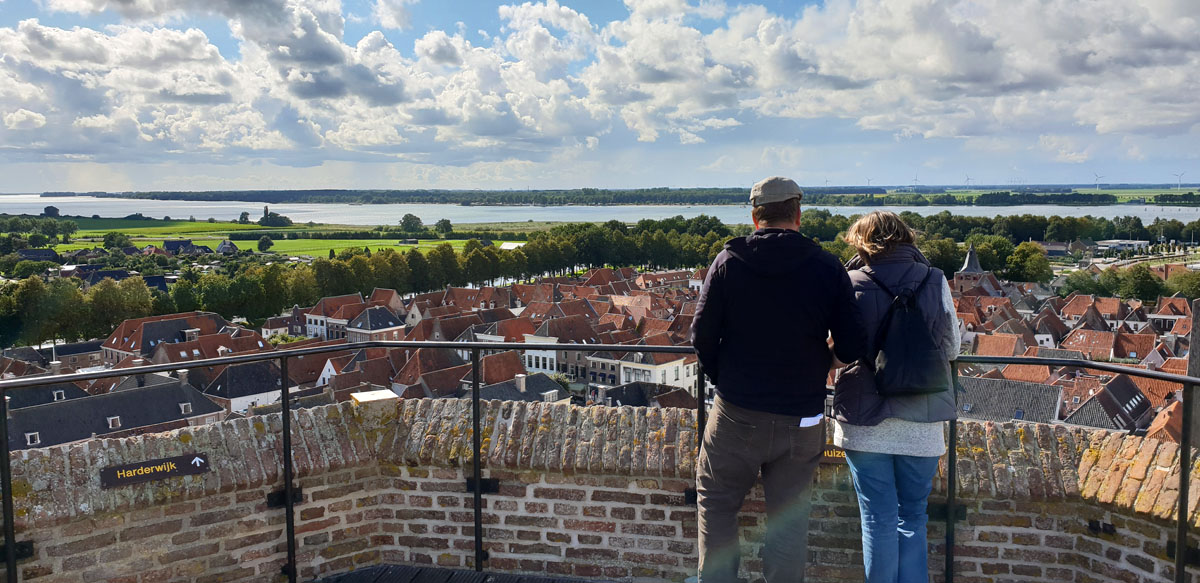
[1093,172,1104,191]
[865,178,872,187]
[964,174,973,188]
[1174,172,1186,190]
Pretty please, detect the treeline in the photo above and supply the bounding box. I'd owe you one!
[58,186,893,206]
[0,215,737,347]
[0,215,80,251]
[1056,263,1200,302]
[973,191,1117,205]
[45,188,1136,207]
[1153,192,1200,205]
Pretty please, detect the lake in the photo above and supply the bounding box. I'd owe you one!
[1,193,1197,226]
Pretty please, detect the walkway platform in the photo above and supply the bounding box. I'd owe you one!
[317,565,610,583]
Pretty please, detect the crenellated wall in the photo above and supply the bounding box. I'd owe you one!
[6,398,1199,582]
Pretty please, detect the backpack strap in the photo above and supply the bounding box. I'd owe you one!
[860,264,936,367]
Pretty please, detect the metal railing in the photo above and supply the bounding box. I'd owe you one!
[0,342,1195,583]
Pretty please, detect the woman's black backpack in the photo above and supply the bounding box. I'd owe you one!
[860,266,951,396]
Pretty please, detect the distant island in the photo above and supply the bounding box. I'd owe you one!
[39,186,1195,207]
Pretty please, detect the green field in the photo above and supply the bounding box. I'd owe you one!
[55,235,470,258]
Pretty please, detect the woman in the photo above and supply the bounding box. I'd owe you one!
[832,211,960,583]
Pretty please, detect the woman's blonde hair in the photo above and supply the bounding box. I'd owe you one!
[843,211,916,258]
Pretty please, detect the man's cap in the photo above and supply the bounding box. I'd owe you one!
[750,176,803,206]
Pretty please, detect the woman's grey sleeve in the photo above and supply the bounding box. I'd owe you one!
[940,278,962,360]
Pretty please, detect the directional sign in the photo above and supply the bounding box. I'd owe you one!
[821,443,846,464]
[100,453,209,489]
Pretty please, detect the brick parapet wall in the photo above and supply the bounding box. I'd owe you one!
[6,398,1199,582]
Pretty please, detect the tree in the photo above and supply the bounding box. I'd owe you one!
[1170,271,1200,300]
[12,260,56,279]
[435,219,453,235]
[406,249,432,293]
[1060,270,1102,297]
[44,278,85,342]
[14,276,49,345]
[427,244,463,286]
[1004,242,1053,283]
[1118,264,1167,301]
[329,249,336,260]
[258,212,293,227]
[238,211,251,224]
[42,206,59,218]
[151,290,177,316]
[103,232,133,249]
[171,278,200,312]
[400,214,424,233]
[257,235,274,253]
[965,234,1015,273]
[287,266,320,307]
[27,233,48,248]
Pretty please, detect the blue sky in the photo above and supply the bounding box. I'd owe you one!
[0,0,1197,192]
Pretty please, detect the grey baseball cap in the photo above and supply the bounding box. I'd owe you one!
[750,176,803,206]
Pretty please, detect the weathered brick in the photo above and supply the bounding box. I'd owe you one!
[120,519,183,542]
[534,488,586,501]
[47,533,117,557]
[592,490,646,505]
[563,519,616,533]
[158,543,220,565]
[565,548,618,561]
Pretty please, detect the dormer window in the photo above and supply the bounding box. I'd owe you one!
[25,433,40,446]
[107,416,121,429]
[52,390,65,401]
[179,402,192,415]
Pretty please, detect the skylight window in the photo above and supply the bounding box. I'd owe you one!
[107,416,121,429]
[25,433,39,446]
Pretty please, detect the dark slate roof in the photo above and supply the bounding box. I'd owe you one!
[348,306,403,331]
[250,387,333,414]
[598,382,682,408]
[82,270,130,286]
[16,248,59,261]
[111,372,182,392]
[1063,396,1120,430]
[470,373,562,402]
[203,361,283,399]
[7,381,222,450]
[216,240,239,254]
[53,340,104,357]
[163,239,192,253]
[142,275,168,293]
[957,376,1060,423]
[958,244,984,274]
[135,319,198,355]
[2,346,49,366]
[6,382,89,409]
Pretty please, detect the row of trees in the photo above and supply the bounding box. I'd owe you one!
[0,276,158,347]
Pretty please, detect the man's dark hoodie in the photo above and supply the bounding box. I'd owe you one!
[691,228,868,417]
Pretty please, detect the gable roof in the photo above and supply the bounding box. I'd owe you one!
[7,381,222,450]
[957,376,1060,423]
[203,361,283,399]
[348,306,404,331]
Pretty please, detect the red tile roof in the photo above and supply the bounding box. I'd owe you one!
[1147,401,1183,443]
[972,333,1021,357]
[1059,329,1116,360]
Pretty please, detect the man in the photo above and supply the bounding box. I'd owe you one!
[690,176,868,583]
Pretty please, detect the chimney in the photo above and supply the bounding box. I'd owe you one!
[217,346,231,357]
[184,328,200,342]
[4,396,9,419]
[541,390,560,402]
[49,361,62,374]
[177,369,189,386]
[133,358,146,387]
[514,374,527,393]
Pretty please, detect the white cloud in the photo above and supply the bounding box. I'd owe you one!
[373,0,418,30]
[1,0,1198,184]
[4,108,46,129]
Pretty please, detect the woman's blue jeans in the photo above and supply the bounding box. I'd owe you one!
[844,450,940,583]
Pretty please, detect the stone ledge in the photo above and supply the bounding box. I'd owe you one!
[6,398,1196,531]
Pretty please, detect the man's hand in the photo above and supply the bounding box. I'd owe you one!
[827,337,847,370]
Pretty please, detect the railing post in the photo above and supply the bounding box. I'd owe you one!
[1178,381,1193,583]
[279,356,297,583]
[695,363,706,452]
[471,346,484,572]
[0,393,15,583]
[946,361,961,583]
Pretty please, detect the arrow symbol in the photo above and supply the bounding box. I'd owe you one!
[191,457,204,468]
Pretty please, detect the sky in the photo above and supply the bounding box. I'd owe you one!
[0,0,1198,192]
